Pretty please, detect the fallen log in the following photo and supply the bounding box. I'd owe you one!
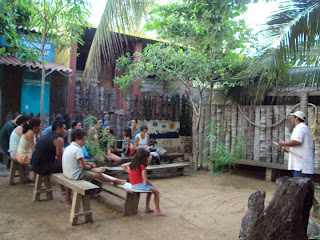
[239,176,314,240]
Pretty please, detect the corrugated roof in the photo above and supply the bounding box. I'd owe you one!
[0,56,72,74]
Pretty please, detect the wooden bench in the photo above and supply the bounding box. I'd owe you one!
[50,173,101,226]
[92,174,151,216]
[104,162,189,179]
[9,159,27,185]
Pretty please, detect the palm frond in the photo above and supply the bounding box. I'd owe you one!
[259,0,320,65]
[83,0,154,85]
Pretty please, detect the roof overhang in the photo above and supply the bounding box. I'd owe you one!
[0,56,72,74]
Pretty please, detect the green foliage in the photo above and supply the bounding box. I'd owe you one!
[204,120,246,174]
[115,0,253,100]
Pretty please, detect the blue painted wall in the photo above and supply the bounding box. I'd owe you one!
[0,36,55,62]
[20,68,50,115]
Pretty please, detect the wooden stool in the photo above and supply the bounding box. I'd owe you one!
[8,159,27,185]
[33,174,53,201]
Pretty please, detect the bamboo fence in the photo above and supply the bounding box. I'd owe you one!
[196,102,320,170]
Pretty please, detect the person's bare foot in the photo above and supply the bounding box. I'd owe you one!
[155,210,167,216]
[63,198,72,206]
[115,179,126,185]
[145,208,154,213]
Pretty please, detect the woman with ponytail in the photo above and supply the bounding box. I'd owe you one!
[17,118,41,165]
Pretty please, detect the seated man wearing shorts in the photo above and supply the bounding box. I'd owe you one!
[62,129,126,204]
[31,121,66,175]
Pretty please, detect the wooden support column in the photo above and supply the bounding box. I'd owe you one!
[67,43,77,114]
[300,92,308,118]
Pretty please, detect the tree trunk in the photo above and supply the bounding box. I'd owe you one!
[239,177,314,240]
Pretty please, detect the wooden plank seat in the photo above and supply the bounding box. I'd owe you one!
[104,162,189,179]
[92,174,151,216]
[9,159,28,185]
[50,173,101,226]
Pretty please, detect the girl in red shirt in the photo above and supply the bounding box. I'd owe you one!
[121,147,167,216]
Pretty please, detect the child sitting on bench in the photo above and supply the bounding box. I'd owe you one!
[62,129,126,205]
[121,147,167,216]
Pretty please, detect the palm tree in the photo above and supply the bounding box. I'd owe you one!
[259,0,320,87]
[83,0,154,84]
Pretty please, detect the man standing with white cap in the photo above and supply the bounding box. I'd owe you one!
[278,110,317,216]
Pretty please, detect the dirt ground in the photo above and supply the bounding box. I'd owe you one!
[0,167,293,240]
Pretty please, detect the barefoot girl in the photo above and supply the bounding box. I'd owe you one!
[121,147,167,216]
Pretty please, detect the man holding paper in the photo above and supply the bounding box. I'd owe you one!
[278,110,314,178]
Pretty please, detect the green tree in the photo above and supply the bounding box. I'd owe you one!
[114,0,252,169]
[1,0,90,123]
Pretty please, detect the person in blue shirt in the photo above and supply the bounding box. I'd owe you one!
[42,116,65,136]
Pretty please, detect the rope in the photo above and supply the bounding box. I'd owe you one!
[237,103,319,139]
[237,103,300,128]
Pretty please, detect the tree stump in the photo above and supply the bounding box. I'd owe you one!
[239,176,314,240]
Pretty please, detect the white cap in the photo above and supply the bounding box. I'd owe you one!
[290,111,306,121]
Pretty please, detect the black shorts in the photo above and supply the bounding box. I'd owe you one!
[33,161,62,176]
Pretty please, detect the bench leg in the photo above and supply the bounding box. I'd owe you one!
[44,175,53,200]
[70,192,82,226]
[83,196,93,223]
[33,175,53,201]
[9,160,17,185]
[123,192,140,216]
[17,164,27,184]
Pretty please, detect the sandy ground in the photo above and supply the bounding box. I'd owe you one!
[0,167,281,240]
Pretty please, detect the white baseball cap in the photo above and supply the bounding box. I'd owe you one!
[290,111,306,121]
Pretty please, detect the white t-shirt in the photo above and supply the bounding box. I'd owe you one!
[288,122,314,174]
[62,142,84,179]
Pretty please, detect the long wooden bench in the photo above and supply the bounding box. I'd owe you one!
[104,162,189,179]
[92,174,151,216]
[50,173,101,226]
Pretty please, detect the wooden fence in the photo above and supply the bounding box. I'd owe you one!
[196,102,320,170]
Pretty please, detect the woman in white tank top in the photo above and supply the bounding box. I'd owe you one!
[9,115,31,160]
[133,124,150,151]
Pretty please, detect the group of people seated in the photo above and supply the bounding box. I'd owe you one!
[0,114,166,215]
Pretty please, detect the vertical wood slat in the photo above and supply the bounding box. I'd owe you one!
[253,106,261,161]
[209,105,217,157]
[225,105,231,153]
[151,95,156,120]
[308,106,315,153]
[278,106,286,164]
[283,106,292,165]
[158,94,163,120]
[272,106,280,163]
[133,95,139,120]
[202,103,210,164]
[314,106,320,169]
[175,96,180,122]
[216,105,222,147]
[139,93,145,120]
[265,106,272,163]
[104,87,109,112]
[259,107,266,162]
[247,106,255,160]
[230,104,238,155]
[242,106,249,159]
[99,87,104,112]
[163,95,168,120]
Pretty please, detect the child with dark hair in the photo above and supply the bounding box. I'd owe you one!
[121,148,167,216]
[62,129,126,205]
[122,127,133,157]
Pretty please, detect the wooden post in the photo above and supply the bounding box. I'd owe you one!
[300,92,308,119]
[123,192,141,216]
[69,191,82,226]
